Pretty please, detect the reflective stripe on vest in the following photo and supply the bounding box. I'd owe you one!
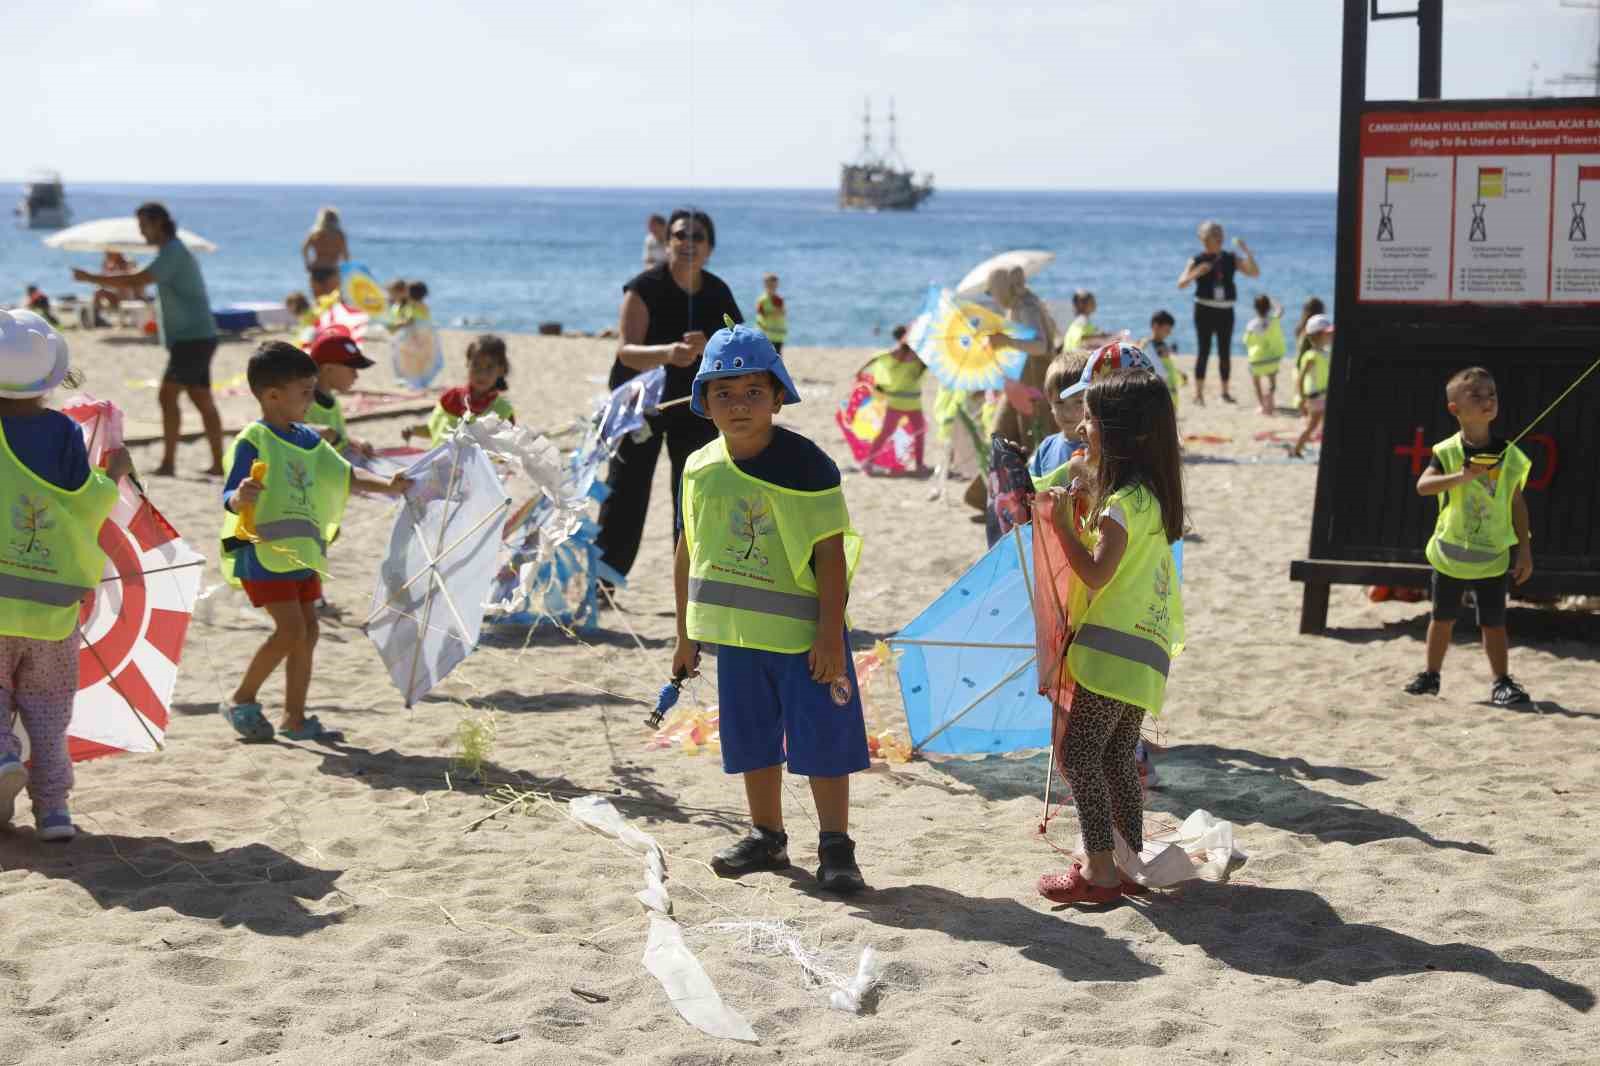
[1074,622,1172,677]
[256,518,327,551]
[0,572,98,607]
[218,423,350,586]
[688,577,820,621]
[1435,540,1502,564]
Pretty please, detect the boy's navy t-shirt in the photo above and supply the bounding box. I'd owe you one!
[1426,434,1508,472]
[2,411,92,491]
[675,426,841,540]
[221,421,324,582]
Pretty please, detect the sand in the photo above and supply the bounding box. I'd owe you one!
[0,325,1596,1065]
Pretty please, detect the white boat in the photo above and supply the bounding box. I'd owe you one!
[15,170,71,229]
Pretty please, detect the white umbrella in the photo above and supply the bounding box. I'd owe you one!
[43,217,217,255]
[955,249,1055,297]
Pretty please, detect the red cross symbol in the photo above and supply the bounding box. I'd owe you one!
[1394,426,1431,476]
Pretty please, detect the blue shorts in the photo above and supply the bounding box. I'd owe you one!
[714,639,870,778]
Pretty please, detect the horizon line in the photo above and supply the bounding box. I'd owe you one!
[10,177,1337,196]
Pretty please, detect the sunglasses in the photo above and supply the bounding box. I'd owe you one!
[669,230,709,244]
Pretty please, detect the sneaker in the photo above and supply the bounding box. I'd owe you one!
[815,832,866,894]
[1404,670,1441,696]
[1491,675,1530,706]
[0,755,26,826]
[711,827,789,877]
[35,808,76,843]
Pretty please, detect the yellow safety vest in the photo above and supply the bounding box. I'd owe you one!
[1246,317,1285,376]
[1032,462,1073,492]
[681,437,861,653]
[220,422,351,585]
[427,394,515,445]
[867,351,925,413]
[1297,346,1330,395]
[0,424,118,640]
[1158,353,1182,408]
[1062,316,1098,352]
[755,293,788,344]
[304,392,347,449]
[1424,433,1530,580]
[1066,483,1184,716]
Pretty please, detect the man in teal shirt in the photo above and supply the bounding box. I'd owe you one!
[73,202,224,475]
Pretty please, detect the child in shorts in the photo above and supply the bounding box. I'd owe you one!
[1291,314,1333,458]
[672,322,869,893]
[218,342,410,741]
[1140,310,1185,411]
[1404,367,1533,706]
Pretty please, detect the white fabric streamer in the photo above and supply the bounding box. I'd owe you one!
[1109,808,1248,889]
[830,947,883,1014]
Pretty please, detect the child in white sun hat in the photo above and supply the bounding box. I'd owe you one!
[0,309,132,842]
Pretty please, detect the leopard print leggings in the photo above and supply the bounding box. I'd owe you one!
[1057,686,1145,853]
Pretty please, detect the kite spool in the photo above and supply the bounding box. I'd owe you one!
[235,461,268,542]
[646,674,686,729]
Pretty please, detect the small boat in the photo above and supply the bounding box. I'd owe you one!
[839,99,933,212]
[15,170,71,230]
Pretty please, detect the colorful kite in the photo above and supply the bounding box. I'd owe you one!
[391,321,444,389]
[340,262,388,317]
[60,398,203,761]
[907,284,1035,392]
[835,376,917,475]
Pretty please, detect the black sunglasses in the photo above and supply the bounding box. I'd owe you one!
[669,229,709,243]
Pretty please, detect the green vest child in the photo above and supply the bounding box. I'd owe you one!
[865,348,926,414]
[1424,433,1531,580]
[219,421,352,586]
[754,286,788,345]
[1245,315,1286,377]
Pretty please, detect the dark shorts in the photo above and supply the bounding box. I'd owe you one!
[241,575,323,608]
[309,266,338,283]
[163,337,219,387]
[1431,570,1508,627]
[714,638,870,778]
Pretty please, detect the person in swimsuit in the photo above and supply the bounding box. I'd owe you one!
[301,207,349,299]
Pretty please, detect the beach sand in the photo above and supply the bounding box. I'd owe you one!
[1,327,1595,1065]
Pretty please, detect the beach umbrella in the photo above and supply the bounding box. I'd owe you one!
[907,284,1034,392]
[955,249,1055,297]
[42,217,217,254]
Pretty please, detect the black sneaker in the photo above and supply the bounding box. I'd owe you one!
[1404,670,1441,696]
[815,832,865,894]
[711,827,789,877]
[1491,675,1530,706]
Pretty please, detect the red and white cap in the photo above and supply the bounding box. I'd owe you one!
[308,324,375,368]
[1060,340,1167,399]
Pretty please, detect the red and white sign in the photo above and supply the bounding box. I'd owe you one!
[1357,107,1600,304]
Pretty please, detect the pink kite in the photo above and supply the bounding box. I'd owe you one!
[835,376,917,475]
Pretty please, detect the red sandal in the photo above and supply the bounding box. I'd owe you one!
[1036,865,1124,905]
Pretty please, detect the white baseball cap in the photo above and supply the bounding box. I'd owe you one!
[0,308,70,399]
[1304,314,1334,335]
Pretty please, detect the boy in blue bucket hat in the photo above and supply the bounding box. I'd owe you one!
[672,319,870,892]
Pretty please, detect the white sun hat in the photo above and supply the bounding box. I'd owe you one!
[0,308,71,398]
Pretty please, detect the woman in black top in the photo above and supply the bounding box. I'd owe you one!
[1176,219,1259,405]
[596,207,743,579]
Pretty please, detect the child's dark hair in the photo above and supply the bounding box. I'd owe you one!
[1084,370,1184,544]
[285,292,310,315]
[1446,365,1495,404]
[467,333,510,391]
[1295,297,1326,354]
[1150,309,1175,328]
[135,201,178,239]
[891,324,908,341]
[1072,288,1094,312]
[408,281,429,302]
[1253,294,1272,316]
[248,340,318,396]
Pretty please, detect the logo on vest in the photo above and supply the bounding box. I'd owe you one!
[1464,490,1492,545]
[726,496,775,569]
[1136,553,1172,641]
[286,459,312,507]
[8,494,55,563]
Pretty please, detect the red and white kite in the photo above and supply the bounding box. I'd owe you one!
[56,397,203,761]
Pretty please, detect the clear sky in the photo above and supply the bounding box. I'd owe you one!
[6,0,1596,191]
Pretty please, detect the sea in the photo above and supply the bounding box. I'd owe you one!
[5,184,1335,352]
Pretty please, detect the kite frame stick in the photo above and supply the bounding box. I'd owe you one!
[361,495,511,625]
[911,655,1037,754]
[74,623,165,751]
[400,446,467,708]
[99,560,206,584]
[654,395,693,411]
[888,638,1034,650]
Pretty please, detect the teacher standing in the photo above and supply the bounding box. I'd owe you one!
[73,202,222,476]
[1176,219,1259,406]
[596,208,742,580]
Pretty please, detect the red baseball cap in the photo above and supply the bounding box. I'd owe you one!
[308,325,375,368]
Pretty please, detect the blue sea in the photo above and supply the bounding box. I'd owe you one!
[5,184,1334,351]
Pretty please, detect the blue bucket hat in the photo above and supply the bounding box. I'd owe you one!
[689,320,802,417]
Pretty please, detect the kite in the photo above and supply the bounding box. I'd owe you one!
[56,398,202,761]
[340,262,388,317]
[907,284,1035,392]
[365,434,510,707]
[391,321,444,389]
[835,376,917,475]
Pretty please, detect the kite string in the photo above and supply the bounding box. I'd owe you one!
[1506,352,1600,448]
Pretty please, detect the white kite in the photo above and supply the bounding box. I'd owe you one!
[365,433,509,707]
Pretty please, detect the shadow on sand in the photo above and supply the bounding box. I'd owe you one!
[933,742,1489,853]
[0,830,344,937]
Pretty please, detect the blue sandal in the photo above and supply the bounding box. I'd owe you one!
[221,702,274,742]
[280,715,340,742]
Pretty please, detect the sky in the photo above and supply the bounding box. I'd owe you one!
[5,0,1596,191]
